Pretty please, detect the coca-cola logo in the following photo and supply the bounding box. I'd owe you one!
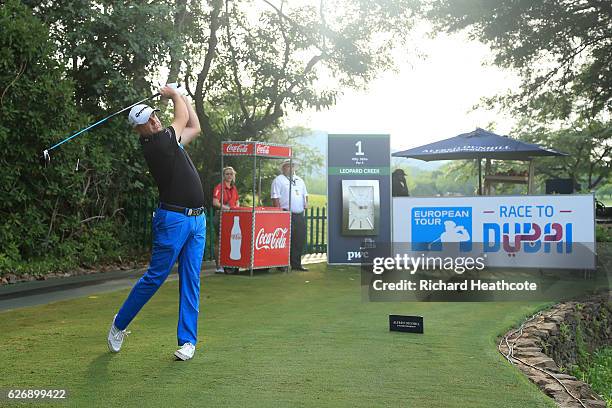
[225,143,250,153]
[256,144,270,155]
[255,227,288,250]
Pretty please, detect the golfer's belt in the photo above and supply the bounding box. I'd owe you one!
[160,202,205,216]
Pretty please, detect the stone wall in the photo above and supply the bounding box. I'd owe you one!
[545,295,611,370]
[499,293,611,408]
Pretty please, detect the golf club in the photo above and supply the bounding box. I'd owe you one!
[39,90,170,167]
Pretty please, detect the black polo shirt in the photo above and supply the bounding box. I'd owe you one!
[139,126,205,208]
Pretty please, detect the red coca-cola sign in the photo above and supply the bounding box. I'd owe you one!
[219,211,252,268]
[255,143,292,158]
[219,208,290,269]
[222,142,254,155]
[222,141,291,157]
[253,212,291,267]
[256,144,270,155]
[255,227,288,250]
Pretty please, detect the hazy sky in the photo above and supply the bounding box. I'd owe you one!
[285,24,522,152]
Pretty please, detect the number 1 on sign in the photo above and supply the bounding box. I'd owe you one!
[355,141,364,156]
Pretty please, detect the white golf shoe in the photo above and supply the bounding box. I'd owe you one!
[107,315,130,353]
[174,343,196,361]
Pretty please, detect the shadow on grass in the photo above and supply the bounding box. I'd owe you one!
[85,349,197,386]
[86,353,114,386]
[222,267,289,277]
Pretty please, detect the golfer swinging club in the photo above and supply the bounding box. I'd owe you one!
[107,85,205,361]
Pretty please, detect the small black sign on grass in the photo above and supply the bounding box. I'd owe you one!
[389,315,423,334]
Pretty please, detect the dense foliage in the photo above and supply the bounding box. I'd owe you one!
[429,0,611,198]
[515,120,611,190]
[0,1,152,274]
[429,0,612,120]
[571,346,612,405]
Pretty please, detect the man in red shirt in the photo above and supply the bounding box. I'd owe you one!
[212,167,239,273]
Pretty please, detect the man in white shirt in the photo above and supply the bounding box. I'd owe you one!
[271,160,309,271]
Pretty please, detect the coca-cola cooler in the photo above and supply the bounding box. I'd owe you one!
[219,141,293,275]
[219,207,291,269]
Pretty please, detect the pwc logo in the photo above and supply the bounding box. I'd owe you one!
[347,251,369,261]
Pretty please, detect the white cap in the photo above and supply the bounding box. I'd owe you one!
[280,159,298,170]
[128,104,159,127]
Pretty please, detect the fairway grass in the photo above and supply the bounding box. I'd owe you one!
[0,265,556,407]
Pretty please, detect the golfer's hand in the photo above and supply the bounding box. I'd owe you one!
[159,85,180,100]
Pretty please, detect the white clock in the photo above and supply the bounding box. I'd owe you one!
[342,180,380,236]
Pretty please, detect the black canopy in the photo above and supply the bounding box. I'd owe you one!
[392,128,566,161]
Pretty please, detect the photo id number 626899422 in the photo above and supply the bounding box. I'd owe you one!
[1,389,68,400]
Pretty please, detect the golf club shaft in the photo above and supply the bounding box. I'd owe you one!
[46,92,161,152]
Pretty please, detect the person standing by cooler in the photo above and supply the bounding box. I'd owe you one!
[107,85,205,361]
[212,166,240,273]
[271,160,308,271]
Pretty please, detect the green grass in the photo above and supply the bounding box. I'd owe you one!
[571,346,612,405]
[308,193,327,209]
[0,264,555,407]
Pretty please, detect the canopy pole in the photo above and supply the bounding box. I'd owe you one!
[477,158,482,196]
[257,159,262,206]
[528,159,535,195]
[484,158,491,195]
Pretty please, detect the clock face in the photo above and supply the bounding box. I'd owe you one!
[348,186,375,230]
[341,179,379,236]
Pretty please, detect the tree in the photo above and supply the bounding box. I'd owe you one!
[172,0,419,204]
[429,0,612,120]
[394,162,477,196]
[23,0,180,111]
[0,1,86,268]
[0,1,165,274]
[514,120,612,190]
[26,0,420,206]
[596,183,612,200]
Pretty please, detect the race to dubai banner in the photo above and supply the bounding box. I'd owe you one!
[392,194,596,269]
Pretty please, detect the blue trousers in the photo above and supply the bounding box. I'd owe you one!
[115,208,206,346]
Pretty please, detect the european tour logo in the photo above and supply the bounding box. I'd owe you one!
[411,207,472,252]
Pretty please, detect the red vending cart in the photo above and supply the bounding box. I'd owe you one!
[219,141,293,276]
